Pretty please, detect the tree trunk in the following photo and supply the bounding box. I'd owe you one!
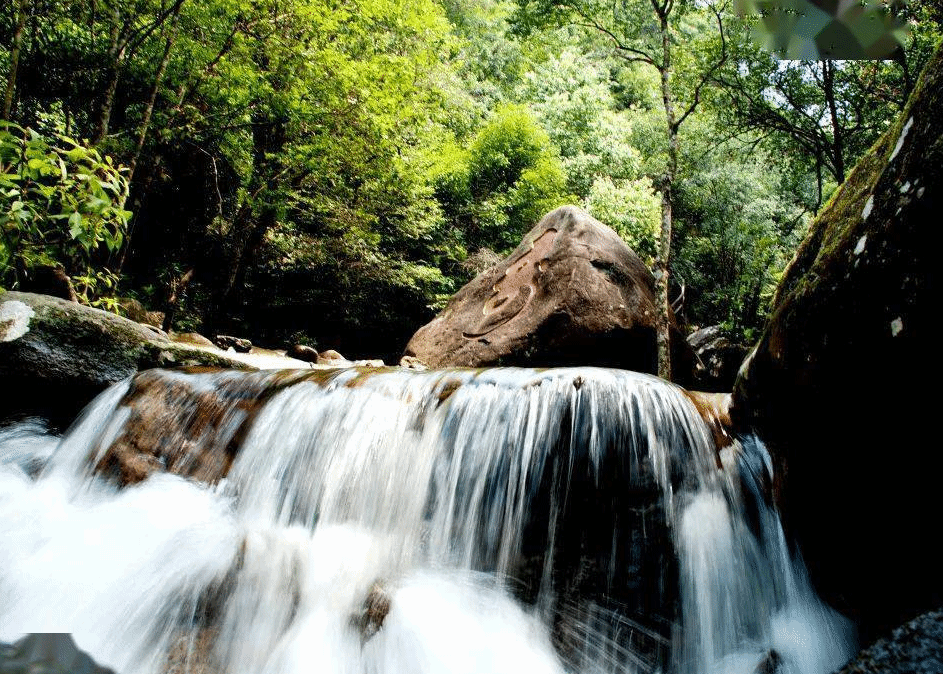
[823,60,846,184]
[655,17,678,382]
[126,5,182,184]
[94,62,122,144]
[115,4,184,272]
[162,267,195,332]
[92,6,124,144]
[2,0,29,119]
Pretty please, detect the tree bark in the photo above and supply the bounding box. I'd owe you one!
[2,0,29,119]
[162,267,195,331]
[93,0,185,144]
[655,15,678,382]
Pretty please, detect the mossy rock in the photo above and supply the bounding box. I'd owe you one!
[732,42,943,641]
[0,291,254,421]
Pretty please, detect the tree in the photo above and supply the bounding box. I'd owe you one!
[2,0,27,119]
[433,104,570,257]
[712,2,942,208]
[515,0,730,380]
[671,127,807,340]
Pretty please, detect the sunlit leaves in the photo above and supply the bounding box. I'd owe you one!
[0,123,130,298]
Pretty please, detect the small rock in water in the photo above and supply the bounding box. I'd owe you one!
[355,581,392,643]
[287,343,319,362]
[171,332,215,347]
[399,355,428,370]
[352,359,385,367]
[754,649,782,674]
[214,335,252,353]
[317,349,347,364]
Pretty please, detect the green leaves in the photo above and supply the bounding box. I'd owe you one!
[583,176,660,263]
[0,123,131,301]
[434,105,570,254]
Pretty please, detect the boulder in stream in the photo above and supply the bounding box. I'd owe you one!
[403,206,694,383]
[0,291,254,422]
[287,343,319,362]
[213,334,252,353]
[732,44,943,641]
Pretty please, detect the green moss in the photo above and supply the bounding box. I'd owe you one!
[140,342,257,371]
[773,40,943,310]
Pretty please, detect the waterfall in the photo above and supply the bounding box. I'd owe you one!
[0,367,852,674]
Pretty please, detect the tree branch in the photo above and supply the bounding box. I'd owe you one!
[673,1,729,130]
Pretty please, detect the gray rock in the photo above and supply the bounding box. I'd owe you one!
[835,609,943,674]
[0,633,114,674]
[0,291,253,393]
[687,325,749,392]
[213,334,252,353]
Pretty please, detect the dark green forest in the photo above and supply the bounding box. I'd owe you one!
[1,0,939,362]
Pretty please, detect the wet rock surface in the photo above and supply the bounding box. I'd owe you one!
[682,390,733,451]
[95,368,327,486]
[836,609,943,674]
[733,44,943,640]
[403,206,694,383]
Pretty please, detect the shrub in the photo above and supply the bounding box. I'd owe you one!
[0,122,131,306]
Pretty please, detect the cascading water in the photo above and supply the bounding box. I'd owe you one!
[0,367,852,674]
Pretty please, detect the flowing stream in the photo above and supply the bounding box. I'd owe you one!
[0,367,852,674]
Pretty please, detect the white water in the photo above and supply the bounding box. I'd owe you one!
[0,367,852,674]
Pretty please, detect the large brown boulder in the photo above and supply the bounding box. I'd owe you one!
[732,45,943,641]
[403,206,693,382]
